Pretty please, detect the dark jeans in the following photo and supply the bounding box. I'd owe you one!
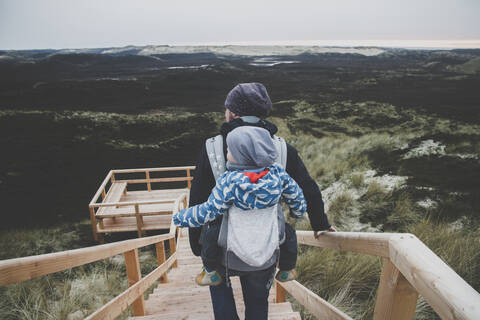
[209,264,276,320]
[200,219,298,271]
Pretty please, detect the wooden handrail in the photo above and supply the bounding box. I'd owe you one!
[296,230,396,257]
[2,218,479,319]
[90,198,179,208]
[86,252,178,320]
[285,231,480,320]
[0,233,174,287]
[112,166,195,174]
[90,170,113,205]
[120,177,193,184]
[278,280,352,320]
[388,234,480,320]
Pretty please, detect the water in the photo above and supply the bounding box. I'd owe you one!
[168,39,480,49]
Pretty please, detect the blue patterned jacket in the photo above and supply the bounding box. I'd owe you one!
[173,163,306,228]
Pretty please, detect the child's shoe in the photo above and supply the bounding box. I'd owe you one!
[275,269,297,282]
[195,267,223,286]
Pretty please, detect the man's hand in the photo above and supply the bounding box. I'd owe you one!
[314,226,337,239]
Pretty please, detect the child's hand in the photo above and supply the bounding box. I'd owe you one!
[314,226,337,239]
[173,209,185,226]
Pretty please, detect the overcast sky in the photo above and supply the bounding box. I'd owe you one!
[1,0,479,50]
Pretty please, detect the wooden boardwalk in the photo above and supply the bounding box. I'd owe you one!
[131,228,301,319]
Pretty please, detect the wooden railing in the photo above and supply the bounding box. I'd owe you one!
[89,166,194,212]
[275,231,480,320]
[0,221,180,319]
[110,166,195,189]
[89,166,194,241]
[2,228,479,319]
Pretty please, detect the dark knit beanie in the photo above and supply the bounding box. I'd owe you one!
[225,83,272,118]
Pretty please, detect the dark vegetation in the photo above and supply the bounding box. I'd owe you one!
[1,46,479,319]
[0,47,479,229]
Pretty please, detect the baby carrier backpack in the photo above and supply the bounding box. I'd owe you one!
[205,132,287,268]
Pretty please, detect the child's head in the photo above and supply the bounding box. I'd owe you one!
[226,126,277,167]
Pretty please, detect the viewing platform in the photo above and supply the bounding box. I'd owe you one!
[89,166,194,242]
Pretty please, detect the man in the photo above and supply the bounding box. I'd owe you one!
[188,82,335,319]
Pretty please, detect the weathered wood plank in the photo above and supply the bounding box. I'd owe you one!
[145,171,152,192]
[373,258,418,320]
[0,233,173,286]
[90,170,114,205]
[169,237,178,268]
[125,177,193,185]
[96,207,175,219]
[389,234,480,320]
[124,249,146,316]
[296,230,394,257]
[89,206,99,242]
[112,166,195,174]
[275,280,286,303]
[85,252,177,320]
[97,216,172,233]
[134,204,144,238]
[155,242,168,283]
[92,198,178,208]
[278,280,353,320]
[106,182,127,205]
[122,189,188,201]
[187,168,192,189]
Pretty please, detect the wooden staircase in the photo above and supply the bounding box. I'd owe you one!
[131,228,302,320]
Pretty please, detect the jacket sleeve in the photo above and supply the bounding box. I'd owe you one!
[187,143,217,255]
[174,174,233,227]
[285,143,331,231]
[279,169,307,218]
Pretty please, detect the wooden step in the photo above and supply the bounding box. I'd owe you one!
[129,227,299,320]
[177,256,202,265]
[131,311,301,320]
[145,301,293,316]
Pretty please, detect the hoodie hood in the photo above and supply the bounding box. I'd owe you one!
[226,126,277,167]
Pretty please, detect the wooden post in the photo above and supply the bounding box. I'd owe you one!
[89,206,99,242]
[145,171,151,192]
[169,237,178,268]
[155,242,168,283]
[187,169,191,189]
[124,249,145,316]
[111,172,116,183]
[101,189,106,200]
[373,258,418,320]
[98,218,104,230]
[275,281,286,303]
[134,204,144,238]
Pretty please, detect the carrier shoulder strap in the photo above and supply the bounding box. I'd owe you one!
[273,135,287,168]
[205,134,225,181]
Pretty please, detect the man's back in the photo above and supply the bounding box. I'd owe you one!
[188,117,331,255]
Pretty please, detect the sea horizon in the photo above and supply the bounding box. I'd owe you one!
[169,39,480,49]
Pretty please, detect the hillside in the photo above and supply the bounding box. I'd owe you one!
[0,46,479,319]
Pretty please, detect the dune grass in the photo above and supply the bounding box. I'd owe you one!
[1,100,479,319]
[292,218,480,320]
[275,100,480,319]
[0,223,162,320]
